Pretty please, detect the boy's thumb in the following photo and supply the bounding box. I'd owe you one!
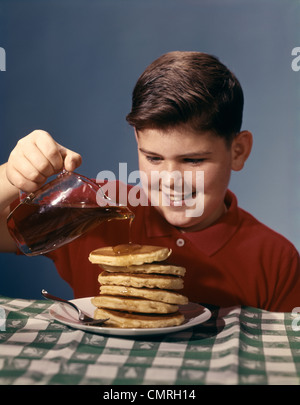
[58,144,82,172]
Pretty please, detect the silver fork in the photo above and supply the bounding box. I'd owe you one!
[41,289,109,326]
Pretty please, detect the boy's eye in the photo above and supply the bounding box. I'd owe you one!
[183,158,205,164]
[146,156,162,163]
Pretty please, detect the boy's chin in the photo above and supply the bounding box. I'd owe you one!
[158,207,202,231]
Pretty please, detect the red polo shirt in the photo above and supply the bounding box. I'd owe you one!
[46,183,300,312]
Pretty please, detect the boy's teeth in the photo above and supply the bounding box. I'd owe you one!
[169,193,193,201]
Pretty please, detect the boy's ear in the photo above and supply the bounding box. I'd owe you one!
[231,130,253,171]
[134,128,139,143]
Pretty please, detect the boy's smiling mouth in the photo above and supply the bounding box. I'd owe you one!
[160,188,197,207]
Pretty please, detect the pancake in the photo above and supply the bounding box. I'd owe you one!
[91,295,178,313]
[99,285,188,305]
[89,244,171,266]
[93,307,185,328]
[100,263,186,276]
[89,244,188,329]
[98,271,184,290]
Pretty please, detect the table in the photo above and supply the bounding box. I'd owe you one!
[0,295,300,386]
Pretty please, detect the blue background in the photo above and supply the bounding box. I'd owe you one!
[0,0,299,299]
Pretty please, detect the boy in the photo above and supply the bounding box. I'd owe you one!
[0,51,299,311]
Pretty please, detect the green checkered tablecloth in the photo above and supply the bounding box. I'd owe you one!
[0,295,300,385]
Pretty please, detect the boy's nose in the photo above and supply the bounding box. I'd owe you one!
[160,169,183,192]
[162,160,180,174]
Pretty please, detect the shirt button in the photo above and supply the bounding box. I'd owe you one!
[176,238,185,247]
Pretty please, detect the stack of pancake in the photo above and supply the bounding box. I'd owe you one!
[88,244,188,328]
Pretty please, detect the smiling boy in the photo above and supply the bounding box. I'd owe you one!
[0,51,299,311]
[135,126,251,231]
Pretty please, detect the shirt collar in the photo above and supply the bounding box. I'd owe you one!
[144,189,240,256]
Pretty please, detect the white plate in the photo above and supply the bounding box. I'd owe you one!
[49,297,211,337]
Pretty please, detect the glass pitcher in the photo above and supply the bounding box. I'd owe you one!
[7,170,133,256]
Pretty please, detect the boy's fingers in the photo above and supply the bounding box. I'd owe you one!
[7,130,82,193]
[31,131,82,173]
[20,141,61,179]
[7,146,47,190]
[6,160,47,193]
[33,132,64,173]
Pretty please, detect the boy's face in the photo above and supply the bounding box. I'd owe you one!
[135,125,250,232]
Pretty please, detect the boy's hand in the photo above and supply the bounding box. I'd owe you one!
[6,130,82,193]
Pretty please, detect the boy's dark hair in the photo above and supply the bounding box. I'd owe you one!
[126,51,244,143]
